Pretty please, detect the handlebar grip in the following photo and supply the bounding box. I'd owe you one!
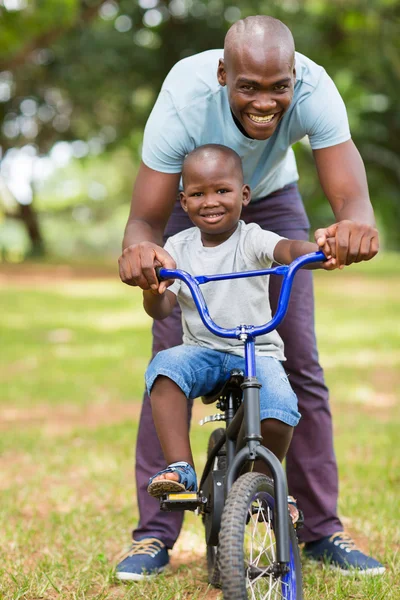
[155,266,165,282]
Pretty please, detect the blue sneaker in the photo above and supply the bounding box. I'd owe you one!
[304,532,385,575]
[115,537,169,581]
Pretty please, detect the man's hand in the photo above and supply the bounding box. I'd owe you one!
[118,241,176,293]
[315,220,379,269]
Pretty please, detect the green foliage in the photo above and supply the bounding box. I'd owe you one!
[0,0,399,251]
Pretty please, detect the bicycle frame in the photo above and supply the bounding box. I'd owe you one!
[157,250,325,567]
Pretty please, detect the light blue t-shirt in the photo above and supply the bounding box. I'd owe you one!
[142,50,351,200]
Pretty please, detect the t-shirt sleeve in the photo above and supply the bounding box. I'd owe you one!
[301,70,351,150]
[243,225,286,267]
[163,237,181,296]
[142,90,193,173]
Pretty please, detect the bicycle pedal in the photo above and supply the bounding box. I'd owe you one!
[159,492,204,512]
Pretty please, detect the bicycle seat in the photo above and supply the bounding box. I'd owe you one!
[201,369,244,405]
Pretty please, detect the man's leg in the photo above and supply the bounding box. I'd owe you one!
[133,200,192,549]
[133,304,191,548]
[269,243,342,542]
[241,186,342,543]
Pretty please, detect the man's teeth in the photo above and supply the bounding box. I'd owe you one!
[248,114,274,123]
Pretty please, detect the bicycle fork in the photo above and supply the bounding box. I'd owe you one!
[225,335,290,566]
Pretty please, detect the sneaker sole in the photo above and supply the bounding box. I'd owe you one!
[115,565,167,582]
[305,557,386,577]
[333,565,386,577]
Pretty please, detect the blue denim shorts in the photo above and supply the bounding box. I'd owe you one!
[145,345,300,427]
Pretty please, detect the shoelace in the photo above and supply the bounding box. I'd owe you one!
[328,532,358,552]
[119,538,164,560]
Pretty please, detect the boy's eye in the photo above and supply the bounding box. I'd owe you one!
[217,189,229,194]
[192,192,203,197]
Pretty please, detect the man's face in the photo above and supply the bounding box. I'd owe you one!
[180,155,250,246]
[218,46,296,140]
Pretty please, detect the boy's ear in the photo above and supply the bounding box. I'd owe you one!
[242,184,251,206]
[180,191,188,212]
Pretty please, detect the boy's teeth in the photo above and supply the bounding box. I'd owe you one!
[249,114,274,123]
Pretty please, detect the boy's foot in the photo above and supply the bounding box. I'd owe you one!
[303,532,385,575]
[147,461,197,498]
[115,538,169,581]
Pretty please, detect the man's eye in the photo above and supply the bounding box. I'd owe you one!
[241,85,254,91]
[275,85,288,91]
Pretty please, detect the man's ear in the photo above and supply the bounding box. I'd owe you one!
[180,191,188,212]
[242,184,251,206]
[217,59,227,86]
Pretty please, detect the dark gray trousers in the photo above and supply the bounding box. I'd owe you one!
[133,184,343,545]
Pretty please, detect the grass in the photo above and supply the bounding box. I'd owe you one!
[0,254,399,599]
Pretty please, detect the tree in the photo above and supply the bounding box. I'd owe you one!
[1,0,399,254]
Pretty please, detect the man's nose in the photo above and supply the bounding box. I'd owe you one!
[252,93,276,112]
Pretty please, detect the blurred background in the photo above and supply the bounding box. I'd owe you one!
[1,3,399,598]
[0,0,399,263]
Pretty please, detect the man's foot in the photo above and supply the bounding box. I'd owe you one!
[115,538,169,581]
[303,532,385,576]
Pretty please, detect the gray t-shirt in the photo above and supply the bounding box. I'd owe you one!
[164,221,285,359]
[142,50,351,199]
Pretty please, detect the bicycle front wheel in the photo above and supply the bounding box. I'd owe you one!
[218,472,302,600]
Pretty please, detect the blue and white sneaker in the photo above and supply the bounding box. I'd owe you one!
[304,532,385,575]
[115,537,169,581]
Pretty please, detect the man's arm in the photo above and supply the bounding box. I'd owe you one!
[313,139,379,268]
[118,162,181,291]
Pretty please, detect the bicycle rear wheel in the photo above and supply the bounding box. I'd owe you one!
[204,427,226,587]
[218,472,302,600]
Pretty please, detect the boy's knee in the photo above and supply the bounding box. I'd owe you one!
[261,418,293,438]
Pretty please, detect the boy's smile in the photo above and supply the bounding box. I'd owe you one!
[180,149,251,247]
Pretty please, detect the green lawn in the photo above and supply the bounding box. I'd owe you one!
[0,254,399,599]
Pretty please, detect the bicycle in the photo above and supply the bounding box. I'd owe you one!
[155,250,326,600]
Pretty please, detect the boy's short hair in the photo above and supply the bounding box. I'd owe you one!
[182,144,243,187]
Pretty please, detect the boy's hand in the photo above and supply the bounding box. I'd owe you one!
[316,235,338,270]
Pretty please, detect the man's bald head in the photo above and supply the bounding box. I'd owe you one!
[224,16,295,66]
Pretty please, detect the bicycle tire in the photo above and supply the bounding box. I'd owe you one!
[205,427,226,587]
[218,472,303,600]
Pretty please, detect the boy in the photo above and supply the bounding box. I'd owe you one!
[143,144,336,495]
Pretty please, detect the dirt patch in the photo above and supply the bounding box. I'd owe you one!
[0,400,142,434]
[0,262,117,286]
[0,399,214,435]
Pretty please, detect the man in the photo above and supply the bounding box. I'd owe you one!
[116,16,382,580]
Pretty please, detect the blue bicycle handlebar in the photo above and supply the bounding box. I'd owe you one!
[157,250,326,340]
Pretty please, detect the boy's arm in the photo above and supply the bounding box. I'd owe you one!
[143,289,177,320]
[274,239,337,270]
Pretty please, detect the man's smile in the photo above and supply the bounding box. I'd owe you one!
[246,112,279,125]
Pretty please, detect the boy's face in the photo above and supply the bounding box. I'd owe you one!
[180,154,251,246]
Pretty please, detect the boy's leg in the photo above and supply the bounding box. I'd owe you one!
[241,186,343,543]
[150,376,194,468]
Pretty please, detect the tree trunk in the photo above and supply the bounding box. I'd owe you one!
[19,203,45,256]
